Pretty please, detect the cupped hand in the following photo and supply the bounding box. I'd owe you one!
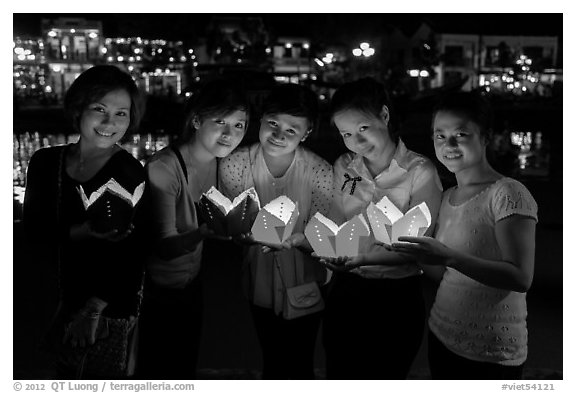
[261,233,306,254]
[311,253,357,272]
[261,243,283,254]
[391,236,454,265]
[374,241,394,251]
[281,233,306,250]
[71,221,134,242]
[202,227,232,242]
[233,232,258,246]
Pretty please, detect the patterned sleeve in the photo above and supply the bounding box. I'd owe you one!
[492,179,538,223]
[410,159,443,236]
[219,147,249,199]
[309,157,334,217]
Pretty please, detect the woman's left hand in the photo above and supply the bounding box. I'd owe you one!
[63,311,100,348]
[95,224,134,242]
[261,233,306,254]
[71,221,133,242]
[391,236,454,265]
[312,254,361,272]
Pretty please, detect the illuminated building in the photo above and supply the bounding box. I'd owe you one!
[41,17,104,99]
[13,17,198,104]
[402,22,561,93]
[272,37,313,84]
[103,37,192,96]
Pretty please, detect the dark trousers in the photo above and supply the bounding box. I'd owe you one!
[323,273,425,380]
[136,277,203,380]
[251,304,322,379]
[428,330,524,380]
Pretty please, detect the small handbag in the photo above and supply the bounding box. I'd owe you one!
[274,256,325,320]
[283,281,324,320]
[44,310,139,378]
[81,315,139,378]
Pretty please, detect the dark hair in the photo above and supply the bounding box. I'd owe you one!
[261,83,319,132]
[182,79,250,141]
[64,65,145,134]
[432,92,494,142]
[330,77,398,142]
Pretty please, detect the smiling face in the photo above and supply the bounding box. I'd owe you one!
[259,113,310,158]
[194,109,247,158]
[432,110,488,174]
[333,108,393,163]
[79,89,131,149]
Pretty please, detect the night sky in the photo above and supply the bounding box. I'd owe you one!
[13,13,563,42]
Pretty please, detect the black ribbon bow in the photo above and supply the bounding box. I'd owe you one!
[341,173,362,195]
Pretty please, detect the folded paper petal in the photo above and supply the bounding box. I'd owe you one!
[391,203,432,242]
[198,187,261,236]
[251,196,299,246]
[305,212,370,258]
[367,198,431,244]
[77,178,145,210]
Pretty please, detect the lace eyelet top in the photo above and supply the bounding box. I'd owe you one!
[219,144,334,314]
[429,177,538,365]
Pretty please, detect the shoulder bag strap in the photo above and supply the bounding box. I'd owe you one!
[56,145,67,302]
[170,145,188,184]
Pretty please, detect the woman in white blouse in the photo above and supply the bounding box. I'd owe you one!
[321,78,443,379]
[219,84,333,379]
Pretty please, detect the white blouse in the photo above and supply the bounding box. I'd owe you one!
[330,139,443,279]
[220,144,333,314]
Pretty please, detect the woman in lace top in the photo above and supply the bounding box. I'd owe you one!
[219,84,333,379]
[392,92,538,379]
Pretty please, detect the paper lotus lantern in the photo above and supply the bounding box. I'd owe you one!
[197,186,260,236]
[366,197,431,244]
[77,178,145,233]
[304,213,371,258]
[251,196,299,246]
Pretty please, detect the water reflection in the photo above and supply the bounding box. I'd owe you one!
[508,130,550,176]
[13,129,551,221]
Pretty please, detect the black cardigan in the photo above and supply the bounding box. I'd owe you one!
[23,145,146,318]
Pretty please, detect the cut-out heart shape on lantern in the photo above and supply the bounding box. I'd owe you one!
[366,197,431,244]
[197,186,260,236]
[305,212,371,258]
[251,195,299,246]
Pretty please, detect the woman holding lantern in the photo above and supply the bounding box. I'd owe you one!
[24,65,146,378]
[219,83,333,379]
[320,78,443,379]
[137,79,250,379]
